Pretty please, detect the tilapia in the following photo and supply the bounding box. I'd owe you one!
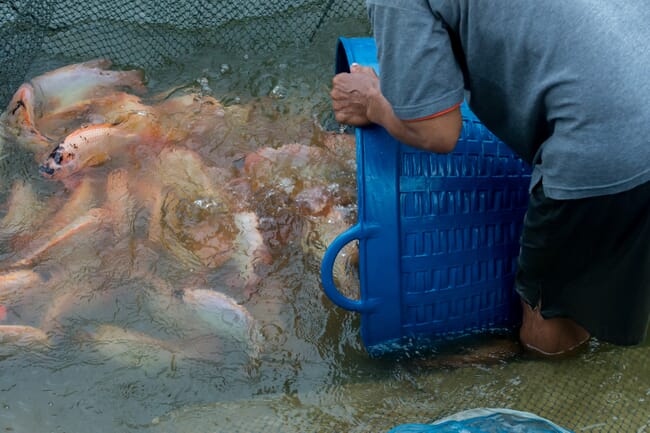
[0,325,51,353]
[38,119,155,180]
[0,269,43,303]
[230,211,272,289]
[28,59,146,116]
[0,83,52,156]
[177,288,261,357]
[104,168,136,240]
[12,207,110,267]
[1,59,147,158]
[0,180,52,242]
[36,91,153,140]
[88,324,222,368]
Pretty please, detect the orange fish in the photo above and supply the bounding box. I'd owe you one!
[0,83,52,156]
[1,59,147,159]
[0,269,43,302]
[38,120,154,179]
[13,207,109,267]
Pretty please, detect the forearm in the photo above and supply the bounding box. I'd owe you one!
[331,65,462,153]
[368,90,462,154]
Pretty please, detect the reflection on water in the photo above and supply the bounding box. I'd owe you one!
[0,19,649,433]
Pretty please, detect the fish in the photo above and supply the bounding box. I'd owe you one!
[0,269,44,303]
[318,129,356,171]
[28,59,146,116]
[36,91,153,140]
[228,211,273,290]
[41,175,102,233]
[0,325,51,353]
[38,121,145,179]
[178,288,261,357]
[104,168,136,240]
[12,207,110,267]
[87,324,222,368]
[0,180,52,242]
[1,59,147,159]
[0,83,53,156]
[153,93,226,144]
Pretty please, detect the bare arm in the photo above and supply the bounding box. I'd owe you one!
[330,64,462,153]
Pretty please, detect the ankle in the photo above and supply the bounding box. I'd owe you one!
[519,302,590,357]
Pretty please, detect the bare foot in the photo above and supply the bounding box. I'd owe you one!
[519,301,590,357]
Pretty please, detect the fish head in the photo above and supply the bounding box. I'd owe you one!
[39,143,80,179]
[4,84,36,128]
[2,83,52,154]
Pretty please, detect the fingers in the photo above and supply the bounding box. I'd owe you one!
[351,63,377,77]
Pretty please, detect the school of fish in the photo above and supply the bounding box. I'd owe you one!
[0,59,359,365]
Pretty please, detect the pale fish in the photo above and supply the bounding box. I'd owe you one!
[0,180,52,242]
[1,60,146,158]
[40,175,102,236]
[0,83,52,156]
[12,207,110,267]
[29,59,146,116]
[104,168,136,240]
[0,269,43,303]
[88,324,221,368]
[36,91,153,141]
[178,288,261,357]
[152,93,226,145]
[38,122,143,179]
[0,325,51,355]
[40,280,116,334]
[230,211,272,290]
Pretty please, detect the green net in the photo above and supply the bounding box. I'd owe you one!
[0,0,367,106]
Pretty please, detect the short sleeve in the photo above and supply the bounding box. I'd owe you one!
[368,0,464,120]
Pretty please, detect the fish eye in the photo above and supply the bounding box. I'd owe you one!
[53,150,64,165]
[10,100,25,116]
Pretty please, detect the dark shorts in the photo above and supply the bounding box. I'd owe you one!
[515,180,650,346]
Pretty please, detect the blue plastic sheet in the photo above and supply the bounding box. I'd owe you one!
[387,408,573,433]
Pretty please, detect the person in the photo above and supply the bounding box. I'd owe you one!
[330,0,650,357]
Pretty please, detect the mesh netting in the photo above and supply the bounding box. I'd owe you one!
[0,0,367,107]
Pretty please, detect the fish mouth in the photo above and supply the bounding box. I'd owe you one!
[38,163,57,177]
[38,145,66,178]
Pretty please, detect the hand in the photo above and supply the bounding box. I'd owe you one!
[330,63,382,127]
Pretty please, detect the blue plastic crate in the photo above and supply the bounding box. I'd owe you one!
[321,37,532,355]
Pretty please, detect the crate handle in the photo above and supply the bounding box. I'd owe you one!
[320,223,380,313]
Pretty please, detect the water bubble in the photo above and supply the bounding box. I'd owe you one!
[197,77,212,93]
[270,84,288,100]
[220,63,231,74]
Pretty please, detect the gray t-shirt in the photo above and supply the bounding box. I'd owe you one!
[367,0,650,199]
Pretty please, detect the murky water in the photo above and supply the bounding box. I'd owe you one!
[0,18,649,433]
